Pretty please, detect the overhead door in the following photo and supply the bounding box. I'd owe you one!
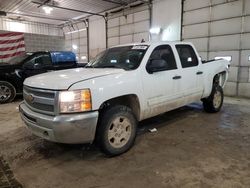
[182,0,250,97]
[107,5,150,47]
[63,22,88,63]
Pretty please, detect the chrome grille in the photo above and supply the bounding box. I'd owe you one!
[23,86,57,115]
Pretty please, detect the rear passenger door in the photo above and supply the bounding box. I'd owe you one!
[142,45,182,118]
[175,44,203,102]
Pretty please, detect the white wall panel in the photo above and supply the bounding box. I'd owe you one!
[184,0,210,11]
[210,18,241,35]
[183,8,210,25]
[245,0,250,14]
[209,35,240,51]
[108,27,119,38]
[108,18,119,28]
[108,5,150,47]
[211,0,226,5]
[120,35,133,44]
[89,16,106,59]
[183,23,209,39]
[134,21,149,33]
[120,14,133,25]
[241,50,250,66]
[108,37,119,47]
[183,38,208,52]
[209,51,240,66]
[152,0,181,41]
[211,1,242,20]
[245,16,250,32]
[134,10,150,22]
[241,33,250,49]
[120,24,133,36]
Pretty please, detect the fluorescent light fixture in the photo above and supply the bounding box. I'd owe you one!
[65,28,86,35]
[149,27,161,35]
[43,6,53,14]
[72,44,78,50]
[81,56,87,60]
[215,56,232,62]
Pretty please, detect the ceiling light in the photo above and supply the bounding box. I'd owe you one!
[43,6,53,14]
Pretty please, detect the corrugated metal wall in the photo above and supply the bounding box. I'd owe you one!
[182,0,250,97]
[107,5,150,47]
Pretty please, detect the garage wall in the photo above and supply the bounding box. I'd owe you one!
[107,4,150,47]
[0,18,63,36]
[182,0,250,97]
[63,22,88,63]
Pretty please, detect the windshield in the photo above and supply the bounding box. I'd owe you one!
[8,53,31,65]
[86,45,148,70]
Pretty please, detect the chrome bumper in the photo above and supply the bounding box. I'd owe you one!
[19,102,99,144]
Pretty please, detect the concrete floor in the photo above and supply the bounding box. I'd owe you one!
[0,97,250,188]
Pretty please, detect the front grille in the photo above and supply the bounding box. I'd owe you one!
[23,86,57,115]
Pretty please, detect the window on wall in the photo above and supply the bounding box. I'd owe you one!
[215,56,232,62]
[248,56,250,62]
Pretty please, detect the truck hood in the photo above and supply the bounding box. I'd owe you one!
[24,68,125,90]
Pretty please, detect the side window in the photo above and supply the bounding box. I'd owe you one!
[148,45,177,70]
[23,54,51,69]
[176,45,198,68]
[35,54,52,67]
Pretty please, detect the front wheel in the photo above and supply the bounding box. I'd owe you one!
[96,105,137,157]
[203,85,224,113]
[0,81,16,104]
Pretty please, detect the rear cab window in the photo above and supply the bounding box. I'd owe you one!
[176,45,198,68]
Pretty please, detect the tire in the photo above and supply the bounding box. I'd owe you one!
[203,85,224,113]
[0,81,16,104]
[96,105,137,157]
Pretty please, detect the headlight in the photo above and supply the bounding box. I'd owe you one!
[59,89,92,113]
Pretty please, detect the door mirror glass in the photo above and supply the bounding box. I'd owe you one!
[146,59,168,74]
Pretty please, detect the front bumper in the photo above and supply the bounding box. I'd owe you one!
[19,102,99,144]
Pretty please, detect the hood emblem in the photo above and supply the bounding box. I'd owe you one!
[27,94,34,103]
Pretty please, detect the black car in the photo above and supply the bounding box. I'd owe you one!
[0,51,81,103]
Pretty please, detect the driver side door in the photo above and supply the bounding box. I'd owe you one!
[142,45,182,119]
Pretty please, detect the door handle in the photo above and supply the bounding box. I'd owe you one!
[172,75,182,80]
[196,71,203,75]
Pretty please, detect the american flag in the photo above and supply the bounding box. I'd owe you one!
[0,32,25,63]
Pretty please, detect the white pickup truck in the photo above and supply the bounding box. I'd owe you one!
[19,42,230,156]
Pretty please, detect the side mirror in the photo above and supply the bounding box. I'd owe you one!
[146,59,168,74]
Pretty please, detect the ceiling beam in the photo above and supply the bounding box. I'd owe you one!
[7,12,67,22]
[32,1,105,17]
[101,0,128,6]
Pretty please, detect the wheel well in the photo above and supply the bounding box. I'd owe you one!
[99,94,141,121]
[213,71,227,87]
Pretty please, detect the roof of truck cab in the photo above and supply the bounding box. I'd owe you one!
[111,41,193,48]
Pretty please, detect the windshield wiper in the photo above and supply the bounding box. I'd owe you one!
[85,65,94,68]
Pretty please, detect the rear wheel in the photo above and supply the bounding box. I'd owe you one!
[203,85,224,113]
[96,105,137,157]
[0,81,16,104]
